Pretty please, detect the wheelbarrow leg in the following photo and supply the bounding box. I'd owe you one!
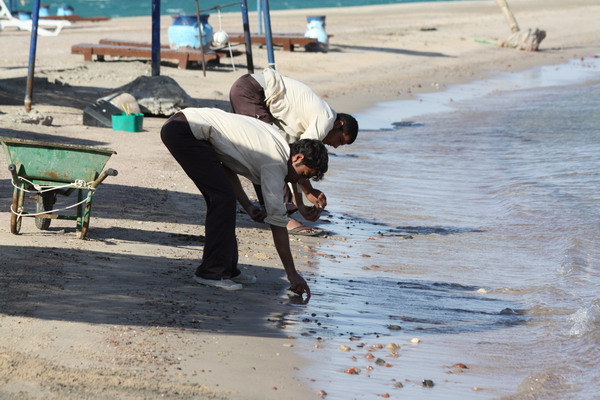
[77,189,93,240]
[77,168,117,240]
[10,184,24,235]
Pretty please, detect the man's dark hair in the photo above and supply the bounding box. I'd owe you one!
[336,113,359,144]
[290,139,329,181]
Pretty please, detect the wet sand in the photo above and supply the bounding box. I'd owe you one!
[1,0,600,398]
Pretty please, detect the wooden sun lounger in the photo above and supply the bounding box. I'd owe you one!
[41,15,110,22]
[227,32,333,51]
[71,43,221,69]
[98,38,244,57]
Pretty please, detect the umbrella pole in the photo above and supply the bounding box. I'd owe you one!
[195,0,207,77]
[151,0,160,76]
[24,0,41,112]
[260,0,275,69]
[240,0,254,73]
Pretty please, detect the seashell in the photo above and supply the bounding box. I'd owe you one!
[410,338,421,344]
[339,345,351,352]
[386,343,400,351]
[317,390,328,398]
[378,394,390,398]
[345,367,361,375]
[365,353,375,359]
[453,363,468,369]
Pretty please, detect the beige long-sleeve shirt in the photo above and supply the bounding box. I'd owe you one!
[180,107,291,227]
[258,68,337,144]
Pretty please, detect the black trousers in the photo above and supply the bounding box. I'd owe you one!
[160,112,239,280]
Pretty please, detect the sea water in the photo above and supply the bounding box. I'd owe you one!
[16,0,465,18]
[281,57,600,399]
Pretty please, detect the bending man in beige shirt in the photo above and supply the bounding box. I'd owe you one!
[230,68,359,235]
[161,108,328,297]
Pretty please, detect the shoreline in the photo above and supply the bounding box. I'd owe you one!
[2,1,600,399]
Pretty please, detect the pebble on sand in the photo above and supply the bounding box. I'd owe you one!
[339,345,351,352]
[345,367,361,375]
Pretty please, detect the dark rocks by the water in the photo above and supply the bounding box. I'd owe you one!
[114,76,196,116]
[422,379,435,387]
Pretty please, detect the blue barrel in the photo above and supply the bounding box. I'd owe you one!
[17,11,32,20]
[39,5,50,17]
[167,14,213,50]
[305,15,328,44]
[57,4,74,16]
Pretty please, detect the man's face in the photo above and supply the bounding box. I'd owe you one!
[292,161,318,180]
[288,154,318,182]
[322,130,350,148]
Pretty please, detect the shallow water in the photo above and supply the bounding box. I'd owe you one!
[17,0,463,18]
[283,58,600,399]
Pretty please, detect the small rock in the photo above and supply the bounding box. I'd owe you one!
[387,324,401,330]
[345,367,361,375]
[394,382,404,389]
[453,363,468,369]
[375,358,386,366]
[422,379,434,388]
[386,343,400,351]
[317,390,328,398]
[339,345,351,352]
[410,338,421,344]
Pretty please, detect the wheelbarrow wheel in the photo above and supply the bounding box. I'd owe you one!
[35,192,55,230]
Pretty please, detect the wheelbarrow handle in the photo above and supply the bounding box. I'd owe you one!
[7,164,19,183]
[90,168,119,189]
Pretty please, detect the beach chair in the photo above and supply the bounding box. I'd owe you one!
[0,0,71,36]
[71,42,222,70]
[227,32,333,51]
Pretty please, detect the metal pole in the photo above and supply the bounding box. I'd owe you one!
[151,0,161,76]
[257,0,262,35]
[261,0,275,68]
[240,0,254,73]
[194,0,207,77]
[24,0,41,112]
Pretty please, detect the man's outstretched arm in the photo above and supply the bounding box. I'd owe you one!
[270,224,311,299]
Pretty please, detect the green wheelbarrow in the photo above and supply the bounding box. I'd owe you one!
[1,137,118,239]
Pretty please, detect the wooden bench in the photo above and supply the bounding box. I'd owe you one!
[227,32,333,51]
[98,38,244,58]
[71,43,221,69]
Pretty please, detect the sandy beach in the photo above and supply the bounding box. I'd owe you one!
[1,0,600,399]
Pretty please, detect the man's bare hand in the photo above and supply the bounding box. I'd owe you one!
[246,205,266,222]
[298,204,322,222]
[288,272,311,300]
[306,189,327,209]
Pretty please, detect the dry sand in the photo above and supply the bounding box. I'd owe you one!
[1,0,599,399]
